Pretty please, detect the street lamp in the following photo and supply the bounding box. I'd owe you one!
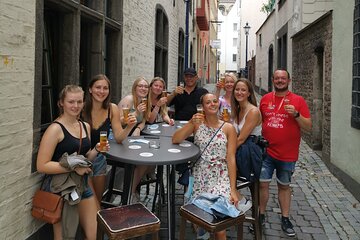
[243,22,250,78]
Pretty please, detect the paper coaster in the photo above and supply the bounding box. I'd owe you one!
[168,148,181,153]
[150,130,161,134]
[139,152,153,157]
[179,143,191,147]
[162,124,170,127]
[179,121,188,124]
[128,145,141,150]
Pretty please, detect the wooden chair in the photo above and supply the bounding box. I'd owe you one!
[179,204,245,240]
[237,176,262,240]
[97,203,160,240]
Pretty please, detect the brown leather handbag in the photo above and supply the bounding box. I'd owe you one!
[31,189,64,224]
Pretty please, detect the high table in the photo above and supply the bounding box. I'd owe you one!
[106,136,200,240]
[142,120,189,137]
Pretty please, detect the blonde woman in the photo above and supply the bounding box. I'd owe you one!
[215,72,237,122]
[147,77,174,125]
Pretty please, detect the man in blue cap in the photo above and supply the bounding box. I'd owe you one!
[168,67,208,120]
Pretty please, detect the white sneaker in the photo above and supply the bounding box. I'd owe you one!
[196,227,209,240]
[237,197,252,214]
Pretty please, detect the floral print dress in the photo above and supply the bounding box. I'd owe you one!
[192,123,230,198]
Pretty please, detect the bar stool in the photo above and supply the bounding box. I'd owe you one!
[179,204,245,240]
[97,203,160,240]
[237,176,262,240]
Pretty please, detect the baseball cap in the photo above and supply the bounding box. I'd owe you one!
[184,68,197,76]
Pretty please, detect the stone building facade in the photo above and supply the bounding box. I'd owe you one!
[292,12,333,161]
[0,0,189,239]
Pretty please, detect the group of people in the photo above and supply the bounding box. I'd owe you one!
[36,67,311,240]
[172,68,311,239]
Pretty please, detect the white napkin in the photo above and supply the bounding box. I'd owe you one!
[128,139,150,144]
[147,124,159,130]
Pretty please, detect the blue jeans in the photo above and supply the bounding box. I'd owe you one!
[259,153,295,185]
[91,153,107,176]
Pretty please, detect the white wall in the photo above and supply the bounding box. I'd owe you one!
[0,1,40,239]
[331,0,360,183]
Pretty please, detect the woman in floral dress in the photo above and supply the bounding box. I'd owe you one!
[173,93,251,240]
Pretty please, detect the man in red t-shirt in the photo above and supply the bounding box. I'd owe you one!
[258,69,311,237]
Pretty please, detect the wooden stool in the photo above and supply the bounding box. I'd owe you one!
[237,176,262,240]
[97,203,160,240]
[179,204,245,240]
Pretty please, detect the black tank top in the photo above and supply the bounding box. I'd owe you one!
[52,120,91,162]
[90,108,111,148]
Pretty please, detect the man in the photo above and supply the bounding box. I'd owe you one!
[168,67,208,120]
[259,68,312,237]
[168,67,208,187]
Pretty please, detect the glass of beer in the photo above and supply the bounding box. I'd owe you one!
[179,82,185,94]
[122,105,130,123]
[162,90,167,98]
[196,104,204,123]
[284,98,290,109]
[99,131,107,152]
[220,76,225,88]
[222,107,230,122]
[141,97,147,106]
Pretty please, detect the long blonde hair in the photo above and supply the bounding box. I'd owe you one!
[147,77,168,120]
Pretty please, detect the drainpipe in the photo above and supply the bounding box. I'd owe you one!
[184,0,189,68]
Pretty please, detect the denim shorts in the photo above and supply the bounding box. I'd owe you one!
[91,153,107,176]
[259,153,296,185]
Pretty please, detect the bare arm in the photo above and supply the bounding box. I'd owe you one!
[110,103,136,143]
[296,114,312,132]
[224,123,240,205]
[37,124,70,174]
[236,108,261,147]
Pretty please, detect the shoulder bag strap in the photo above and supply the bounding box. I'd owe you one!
[78,121,82,154]
[189,121,225,169]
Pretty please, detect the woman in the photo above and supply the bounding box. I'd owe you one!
[231,78,262,147]
[82,74,137,205]
[147,77,174,125]
[215,73,236,122]
[37,85,104,240]
[117,77,151,202]
[172,93,251,240]
[118,76,149,136]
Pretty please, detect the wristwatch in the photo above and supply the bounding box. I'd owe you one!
[294,111,300,118]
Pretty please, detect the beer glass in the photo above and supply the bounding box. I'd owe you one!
[222,107,230,122]
[162,90,167,98]
[196,104,204,123]
[122,105,130,123]
[99,131,107,152]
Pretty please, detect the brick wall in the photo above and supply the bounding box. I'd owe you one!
[121,1,185,99]
[292,13,332,161]
[0,1,42,239]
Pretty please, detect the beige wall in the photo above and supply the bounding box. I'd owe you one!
[0,1,43,239]
[121,1,186,98]
[331,0,360,183]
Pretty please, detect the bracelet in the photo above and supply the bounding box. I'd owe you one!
[94,146,100,153]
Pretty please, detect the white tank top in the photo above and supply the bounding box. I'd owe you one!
[234,107,262,136]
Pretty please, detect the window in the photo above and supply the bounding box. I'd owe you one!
[352,0,360,129]
[233,23,237,31]
[33,0,123,171]
[217,23,221,32]
[233,54,237,62]
[259,34,262,47]
[178,29,185,84]
[233,38,237,47]
[154,6,169,83]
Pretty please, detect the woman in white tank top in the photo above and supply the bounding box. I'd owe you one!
[231,79,262,148]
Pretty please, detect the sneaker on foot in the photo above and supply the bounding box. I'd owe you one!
[281,217,295,237]
[237,197,252,214]
[249,213,265,232]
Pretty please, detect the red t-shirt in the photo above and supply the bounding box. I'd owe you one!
[260,92,310,162]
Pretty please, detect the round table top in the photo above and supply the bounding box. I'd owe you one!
[142,120,190,137]
[106,136,200,165]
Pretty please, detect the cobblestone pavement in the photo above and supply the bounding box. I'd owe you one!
[136,140,360,240]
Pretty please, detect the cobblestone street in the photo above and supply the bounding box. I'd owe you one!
[137,140,360,240]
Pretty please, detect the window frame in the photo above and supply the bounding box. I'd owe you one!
[352,0,360,129]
